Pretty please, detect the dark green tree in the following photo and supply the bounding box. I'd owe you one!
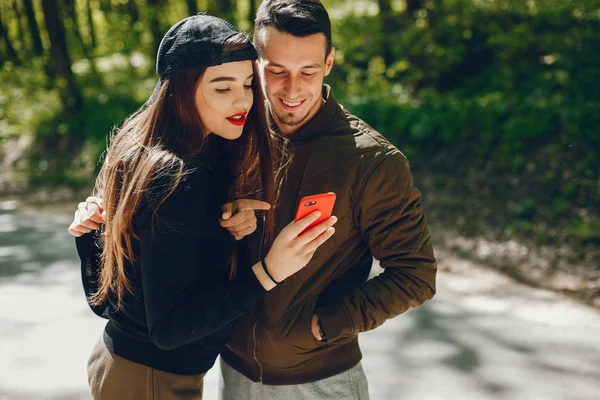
[22,0,44,55]
[406,0,424,18]
[127,0,140,23]
[248,0,256,27]
[97,0,112,17]
[86,0,97,49]
[147,0,165,57]
[207,0,236,25]
[186,0,198,16]
[0,14,19,63]
[63,0,101,79]
[12,0,27,51]
[377,0,395,66]
[41,0,83,114]
[63,0,91,57]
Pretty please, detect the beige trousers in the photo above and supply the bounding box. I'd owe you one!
[87,335,205,400]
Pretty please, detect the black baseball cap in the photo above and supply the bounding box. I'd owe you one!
[147,13,257,103]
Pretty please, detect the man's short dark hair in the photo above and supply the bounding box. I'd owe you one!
[254,0,332,58]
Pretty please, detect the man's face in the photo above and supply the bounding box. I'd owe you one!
[256,27,335,135]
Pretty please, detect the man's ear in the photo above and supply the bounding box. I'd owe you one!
[324,47,335,76]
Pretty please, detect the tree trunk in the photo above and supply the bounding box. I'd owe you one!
[98,0,112,17]
[207,0,236,25]
[406,0,424,18]
[147,0,164,57]
[428,0,442,29]
[379,0,392,16]
[63,0,88,55]
[128,0,140,23]
[378,0,395,66]
[22,0,44,55]
[247,0,256,27]
[185,0,197,16]
[223,0,236,25]
[41,0,83,114]
[86,0,96,48]
[13,0,27,51]
[64,0,101,79]
[0,15,19,63]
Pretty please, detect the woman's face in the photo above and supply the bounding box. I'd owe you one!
[195,60,254,140]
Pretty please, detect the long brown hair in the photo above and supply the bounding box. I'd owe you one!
[90,33,279,308]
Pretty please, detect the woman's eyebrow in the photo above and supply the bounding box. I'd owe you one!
[209,73,254,83]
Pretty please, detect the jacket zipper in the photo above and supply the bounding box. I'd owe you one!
[251,213,267,382]
[252,316,263,382]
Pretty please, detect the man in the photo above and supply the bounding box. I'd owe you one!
[218,1,437,398]
[70,1,436,398]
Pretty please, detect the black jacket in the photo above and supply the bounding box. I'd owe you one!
[76,141,267,375]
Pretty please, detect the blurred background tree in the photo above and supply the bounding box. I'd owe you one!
[0,0,598,278]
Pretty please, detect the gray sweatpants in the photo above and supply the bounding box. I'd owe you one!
[218,359,370,400]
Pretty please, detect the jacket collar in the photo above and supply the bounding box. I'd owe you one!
[268,85,342,142]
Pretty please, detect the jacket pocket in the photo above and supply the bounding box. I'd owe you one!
[300,295,327,349]
[258,295,325,369]
[283,295,324,352]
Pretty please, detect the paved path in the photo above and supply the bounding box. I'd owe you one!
[0,201,598,399]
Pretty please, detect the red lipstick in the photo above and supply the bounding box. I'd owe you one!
[226,112,247,126]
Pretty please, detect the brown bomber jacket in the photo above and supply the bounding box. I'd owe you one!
[221,85,437,384]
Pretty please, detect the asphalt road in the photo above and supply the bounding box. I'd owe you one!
[0,201,598,400]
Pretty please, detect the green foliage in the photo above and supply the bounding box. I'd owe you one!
[1,52,153,188]
[27,90,142,185]
[1,0,598,252]
[326,0,599,248]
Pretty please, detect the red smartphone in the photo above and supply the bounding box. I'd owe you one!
[294,192,337,233]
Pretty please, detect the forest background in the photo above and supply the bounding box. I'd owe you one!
[0,0,598,304]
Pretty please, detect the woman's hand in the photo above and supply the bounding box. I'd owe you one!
[219,199,271,241]
[68,196,105,237]
[253,211,337,290]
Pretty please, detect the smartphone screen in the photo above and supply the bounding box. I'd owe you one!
[294,192,336,233]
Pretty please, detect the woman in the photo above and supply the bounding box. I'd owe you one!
[72,14,336,399]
